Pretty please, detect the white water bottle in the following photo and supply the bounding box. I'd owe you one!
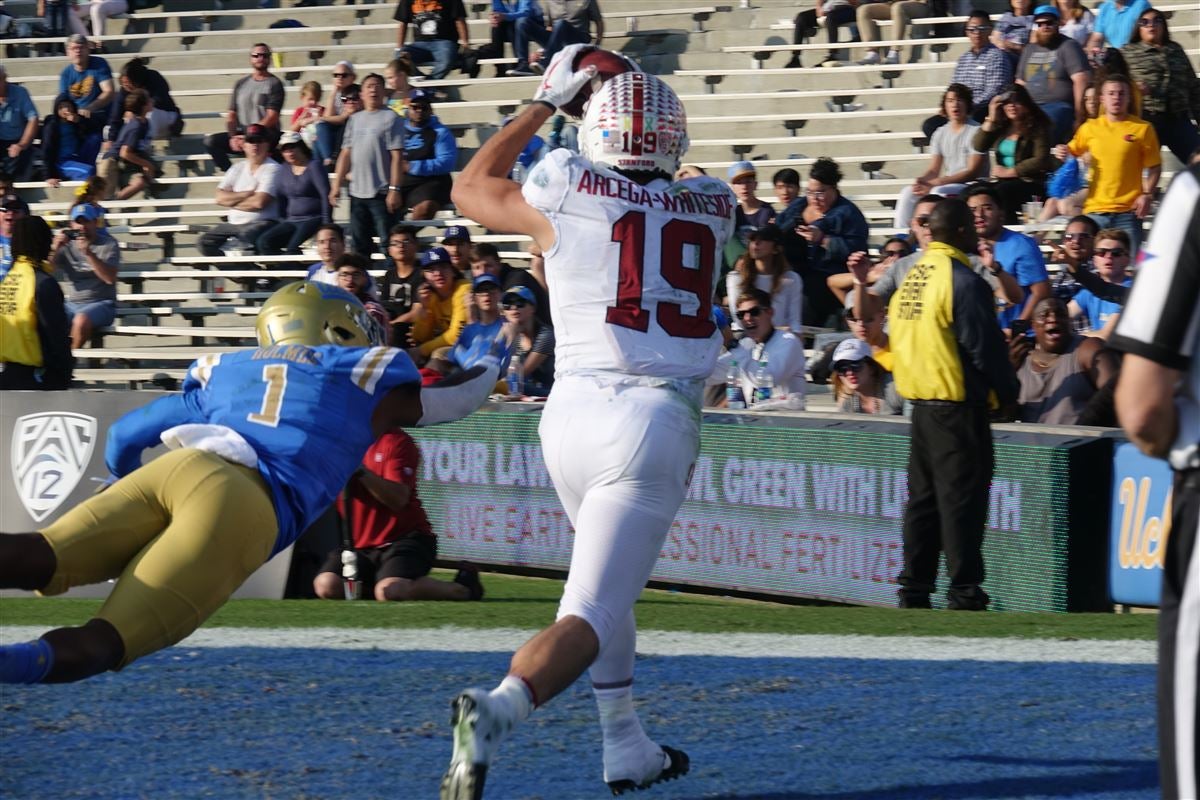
[725,355,746,409]
[752,354,774,405]
[507,353,525,397]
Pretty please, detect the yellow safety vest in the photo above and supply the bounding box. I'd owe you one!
[888,242,969,402]
[0,256,51,368]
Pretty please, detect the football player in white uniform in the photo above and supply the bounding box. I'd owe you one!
[440,45,736,799]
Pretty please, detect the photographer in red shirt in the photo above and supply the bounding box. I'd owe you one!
[313,429,483,601]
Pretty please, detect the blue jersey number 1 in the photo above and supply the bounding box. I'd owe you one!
[247,364,289,428]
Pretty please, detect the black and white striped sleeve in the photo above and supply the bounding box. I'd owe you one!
[1109,166,1200,370]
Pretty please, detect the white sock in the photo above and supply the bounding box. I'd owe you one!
[595,685,648,745]
[488,675,534,726]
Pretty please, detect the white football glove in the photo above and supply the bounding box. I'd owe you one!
[532,43,598,111]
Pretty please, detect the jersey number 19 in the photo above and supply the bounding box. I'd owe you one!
[605,210,716,339]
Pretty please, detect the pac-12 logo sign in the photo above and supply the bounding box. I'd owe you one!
[11,412,97,522]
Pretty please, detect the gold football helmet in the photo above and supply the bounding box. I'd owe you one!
[255,282,385,348]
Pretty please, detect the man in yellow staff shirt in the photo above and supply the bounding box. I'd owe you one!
[888,199,1019,610]
[1055,73,1161,255]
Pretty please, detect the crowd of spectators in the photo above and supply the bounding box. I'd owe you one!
[0,0,1195,438]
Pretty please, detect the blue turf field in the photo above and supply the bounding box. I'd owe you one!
[0,648,1158,799]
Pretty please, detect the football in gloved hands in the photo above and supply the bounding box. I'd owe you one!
[556,46,641,118]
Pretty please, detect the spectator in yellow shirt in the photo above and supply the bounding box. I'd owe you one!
[1055,73,1161,254]
[408,246,470,363]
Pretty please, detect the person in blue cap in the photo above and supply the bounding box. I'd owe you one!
[1016,4,1091,143]
[50,202,120,349]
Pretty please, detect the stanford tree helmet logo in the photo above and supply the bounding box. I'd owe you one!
[11,412,98,522]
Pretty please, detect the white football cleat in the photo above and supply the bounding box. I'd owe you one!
[440,689,513,800]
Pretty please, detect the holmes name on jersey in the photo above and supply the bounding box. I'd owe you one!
[575,169,735,220]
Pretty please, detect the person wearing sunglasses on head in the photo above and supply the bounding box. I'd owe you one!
[1066,227,1132,337]
[203,44,285,173]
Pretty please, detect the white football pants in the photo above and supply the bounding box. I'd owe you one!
[539,375,699,686]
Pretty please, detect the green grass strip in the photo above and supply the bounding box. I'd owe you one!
[0,572,1155,640]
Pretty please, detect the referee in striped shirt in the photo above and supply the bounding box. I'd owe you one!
[1110,163,1199,800]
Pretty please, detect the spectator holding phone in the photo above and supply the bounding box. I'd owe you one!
[50,203,120,350]
[1010,296,1118,423]
[776,157,868,329]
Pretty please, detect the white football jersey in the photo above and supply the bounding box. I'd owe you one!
[523,149,736,382]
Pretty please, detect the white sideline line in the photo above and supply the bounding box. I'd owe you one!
[0,626,1156,664]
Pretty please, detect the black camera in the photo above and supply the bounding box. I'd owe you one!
[63,228,79,240]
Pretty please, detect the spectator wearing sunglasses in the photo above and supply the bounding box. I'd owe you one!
[1015,5,1091,143]
[312,61,360,169]
[1045,213,1133,311]
[1067,227,1131,337]
[827,237,910,307]
[469,241,550,326]
[500,285,555,396]
[938,12,1013,131]
[713,288,806,410]
[427,273,509,376]
[830,338,902,415]
[203,44,285,173]
[1121,9,1200,164]
[1047,214,1095,319]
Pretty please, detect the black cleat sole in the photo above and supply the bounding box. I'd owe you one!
[606,745,690,796]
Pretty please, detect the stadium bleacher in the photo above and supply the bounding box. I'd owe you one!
[3,0,1197,387]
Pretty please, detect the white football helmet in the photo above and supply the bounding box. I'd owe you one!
[578,71,689,178]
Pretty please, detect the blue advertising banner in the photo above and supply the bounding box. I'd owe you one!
[1109,442,1174,607]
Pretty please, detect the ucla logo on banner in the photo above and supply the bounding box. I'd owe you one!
[1109,442,1174,607]
[1117,476,1172,570]
[11,412,98,522]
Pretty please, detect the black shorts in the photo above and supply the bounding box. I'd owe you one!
[402,175,452,208]
[319,535,437,593]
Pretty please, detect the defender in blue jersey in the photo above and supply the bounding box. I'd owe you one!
[0,283,499,684]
